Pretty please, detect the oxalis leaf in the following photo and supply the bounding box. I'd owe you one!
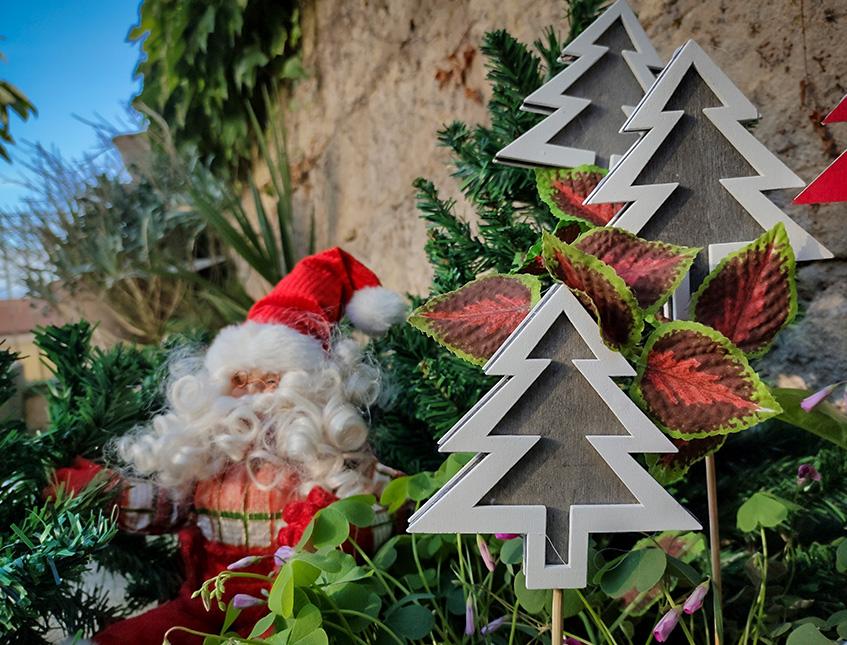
[541,231,643,352]
[648,435,727,485]
[536,165,624,227]
[737,492,794,532]
[631,322,781,439]
[598,548,667,598]
[690,223,797,357]
[575,228,700,314]
[409,274,541,365]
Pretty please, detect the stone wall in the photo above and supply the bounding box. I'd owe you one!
[252,0,846,389]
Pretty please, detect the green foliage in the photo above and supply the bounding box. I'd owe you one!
[369,20,574,472]
[0,323,202,641]
[2,138,240,343]
[772,387,847,449]
[130,0,302,175]
[0,47,36,163]
[4,99,307,341]
[186,88,309,287]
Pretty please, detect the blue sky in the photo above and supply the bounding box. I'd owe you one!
[0,0,142,209]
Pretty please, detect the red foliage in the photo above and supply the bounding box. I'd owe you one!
[637,326,765,437]
[576,228,697,311]
[692,226,794,356]
[414,276,536,362]
[550,171,623,226]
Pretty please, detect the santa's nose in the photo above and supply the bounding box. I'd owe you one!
[246,381,269,394]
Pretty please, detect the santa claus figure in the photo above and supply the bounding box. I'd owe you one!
[55,248,406,644]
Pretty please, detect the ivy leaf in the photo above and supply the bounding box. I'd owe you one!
[409,274,541,365]
[631,322,782,439]
[575,228,699,314]
[690,224,797,357]
[536,165,624,226]
[541,231,643,352]
[648,435,727,484]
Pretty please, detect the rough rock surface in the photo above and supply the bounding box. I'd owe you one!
[249,0,846,389]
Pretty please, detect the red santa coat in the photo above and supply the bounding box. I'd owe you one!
[55,459,393,644]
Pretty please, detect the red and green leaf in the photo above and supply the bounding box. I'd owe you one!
[575,228,700,314]
[514,220,587,275]
[541,232,643,352]
[409,274,542,366]
[631,322,781,439]
[690,223,797,357]
[648,435,727,485]
[536,165,624,227]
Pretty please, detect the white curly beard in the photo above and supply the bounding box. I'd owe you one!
[116,337,382,498]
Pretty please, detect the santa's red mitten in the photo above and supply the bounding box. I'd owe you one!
[277,486,339,547]
[45,456,118,500]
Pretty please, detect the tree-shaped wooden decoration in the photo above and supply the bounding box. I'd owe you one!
[409,282,700,589]
[496,0,662,170]
[588,39,833,301]
[585,40,832,633]
[794,94,847,204]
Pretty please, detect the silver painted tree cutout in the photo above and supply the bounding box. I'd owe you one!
[496,0,662,170]
[408,285,700,589]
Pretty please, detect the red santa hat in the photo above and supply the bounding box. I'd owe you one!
[205,247,406,381]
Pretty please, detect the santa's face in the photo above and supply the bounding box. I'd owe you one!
[229,369,281,397]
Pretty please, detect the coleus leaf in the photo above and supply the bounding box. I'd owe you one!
[541,231,643,352]
[690,223,797,357]
[574,228,700,314]
[631,322,782,439]
[648,435,727,485]
[536,165,624,227]
[515,220,587,275]
[408,274,541,366]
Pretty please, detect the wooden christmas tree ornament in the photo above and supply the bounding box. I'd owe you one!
[408,284,700,589]
[496,0,662,170]
[588,39,832,294]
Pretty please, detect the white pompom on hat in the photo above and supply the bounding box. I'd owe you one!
[204,247,406,382]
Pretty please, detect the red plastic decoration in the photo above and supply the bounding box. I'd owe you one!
[794,94,847,204]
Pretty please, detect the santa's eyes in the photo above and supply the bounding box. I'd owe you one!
[230,371,280,391]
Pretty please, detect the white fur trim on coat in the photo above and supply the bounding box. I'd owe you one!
[346,286,407,335]
[204,321,324,382]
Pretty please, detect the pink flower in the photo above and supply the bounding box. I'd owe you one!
[495,533,519,540]
[232,593,264,609]
[274,546,295,566]
[801,383,840,412]
[563,638,582,644]
[682,581,710,614]
[226,555,262,571]
[477,534,496,572]
[480,616,507,635]
[652,607,681,642]
[797,463,822,487]
[464,598,475,636]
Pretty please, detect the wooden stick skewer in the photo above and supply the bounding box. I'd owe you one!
[552,588,563,643]
[705,454,723,645]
